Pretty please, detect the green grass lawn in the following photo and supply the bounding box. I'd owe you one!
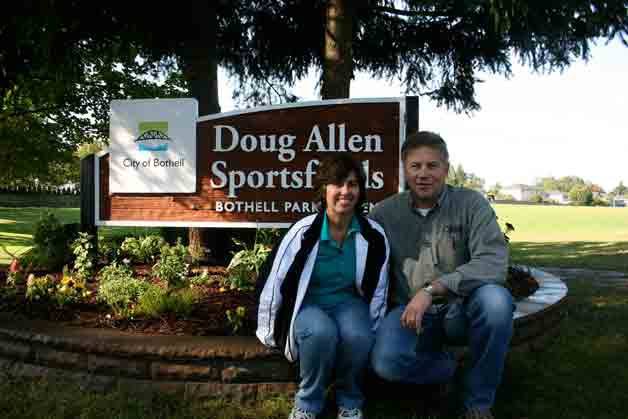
[494,204,628,242]
[3,204,628,271]
[0,279,626,418]
[492,204,628,273]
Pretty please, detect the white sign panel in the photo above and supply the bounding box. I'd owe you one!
[109,99,197,193]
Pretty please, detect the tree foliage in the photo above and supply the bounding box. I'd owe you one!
[569,184,594,205]
[535,176,605,196]
[613,181,628,196]
[2,0,627,184]
[447,163,485,190]
[241,0,628,110]
[0,2,257,184]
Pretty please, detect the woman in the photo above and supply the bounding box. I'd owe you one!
[256,153,390,419]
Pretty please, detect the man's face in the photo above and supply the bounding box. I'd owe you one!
[403,146,449,208]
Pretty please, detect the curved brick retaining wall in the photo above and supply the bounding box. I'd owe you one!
[0,269,566,400]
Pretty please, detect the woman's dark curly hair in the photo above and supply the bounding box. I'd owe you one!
[313,153,367,212]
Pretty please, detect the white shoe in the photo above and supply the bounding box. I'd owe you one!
[288,406,316,419]
[337,407,363,419]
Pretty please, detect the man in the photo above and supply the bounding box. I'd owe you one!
[369,131,514,419]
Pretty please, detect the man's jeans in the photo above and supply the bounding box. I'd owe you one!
[371,284,514,411]
[294,298,374,414]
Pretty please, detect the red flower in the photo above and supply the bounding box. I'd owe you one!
[9,258,21,273]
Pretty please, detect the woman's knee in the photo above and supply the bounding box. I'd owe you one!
[298,320,339,347]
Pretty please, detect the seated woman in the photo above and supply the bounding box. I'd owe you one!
[256,153,390,419]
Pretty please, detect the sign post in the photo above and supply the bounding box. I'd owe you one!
[93,97,418,229]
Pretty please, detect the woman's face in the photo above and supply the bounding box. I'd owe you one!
[325,171,360,217]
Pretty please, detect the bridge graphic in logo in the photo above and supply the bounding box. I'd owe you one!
[135,121,172,152]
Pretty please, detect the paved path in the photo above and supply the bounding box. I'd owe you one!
[537,267,628,289]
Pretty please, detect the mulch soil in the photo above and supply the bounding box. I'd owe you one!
[0,266,258,336]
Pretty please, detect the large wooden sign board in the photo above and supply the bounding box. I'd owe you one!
[92,97,418,228]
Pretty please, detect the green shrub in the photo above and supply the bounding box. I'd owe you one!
[136,285,197,318]
[98,262,134,284]
[151,240,189,287]
[98,235,124,264]
[120,235,166,264]
[135,284,168,317]
[30,212,79,270]
[97,276,150,318]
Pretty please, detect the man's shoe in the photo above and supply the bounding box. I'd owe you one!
[288,406,316,419]
[337,407,363,419]
[461,408,494,419]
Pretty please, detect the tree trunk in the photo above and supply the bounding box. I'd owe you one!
[321,0,354,99]
[178,4,222,263]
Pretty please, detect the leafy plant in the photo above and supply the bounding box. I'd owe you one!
[30,212,79,270]
[226,230,275,291]
[151,239,189,287]
[98,235,124,264]
[136,285,197,318]
[71,232,96,281]
[189,269,218,288]
[120,235,166,264]
[226,306,247,334]
[97,276,150,318]
[135,284,168,317]
[98,262,134,284]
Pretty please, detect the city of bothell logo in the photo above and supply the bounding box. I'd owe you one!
[135,121,172,152]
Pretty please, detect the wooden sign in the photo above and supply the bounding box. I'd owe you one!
[94,97,418,228]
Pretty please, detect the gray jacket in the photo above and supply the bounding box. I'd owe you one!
[369,185,508,305]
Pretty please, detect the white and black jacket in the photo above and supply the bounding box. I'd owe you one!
[256,211,390,362]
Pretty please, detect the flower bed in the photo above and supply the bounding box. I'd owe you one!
[0,265,257,337]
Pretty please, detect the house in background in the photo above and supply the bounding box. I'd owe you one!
[500,184,543,201]
[612,196,627,207]
[546,190,570,204]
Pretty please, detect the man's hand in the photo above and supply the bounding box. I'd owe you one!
[401,290,432,330]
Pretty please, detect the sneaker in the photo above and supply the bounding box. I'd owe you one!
[288,406,316,419]
[337,407,363,419]
[461,408,494,419]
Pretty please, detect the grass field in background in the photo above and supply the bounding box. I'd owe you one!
[1,205,628,271]
[493,204,628,242]
[493,204,628,272]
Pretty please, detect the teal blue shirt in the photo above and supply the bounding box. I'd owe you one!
[303,214,361,310]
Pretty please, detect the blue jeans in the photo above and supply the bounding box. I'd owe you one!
[371,284,514,411]
[294,298,374,414]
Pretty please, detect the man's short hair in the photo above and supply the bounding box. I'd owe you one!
[401,131,449,163]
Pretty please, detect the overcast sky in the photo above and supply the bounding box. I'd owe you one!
[218,37,628,192]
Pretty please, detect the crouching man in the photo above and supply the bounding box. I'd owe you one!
[369,131,514,419]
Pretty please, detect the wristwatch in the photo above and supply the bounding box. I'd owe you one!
[421,283,436,297]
